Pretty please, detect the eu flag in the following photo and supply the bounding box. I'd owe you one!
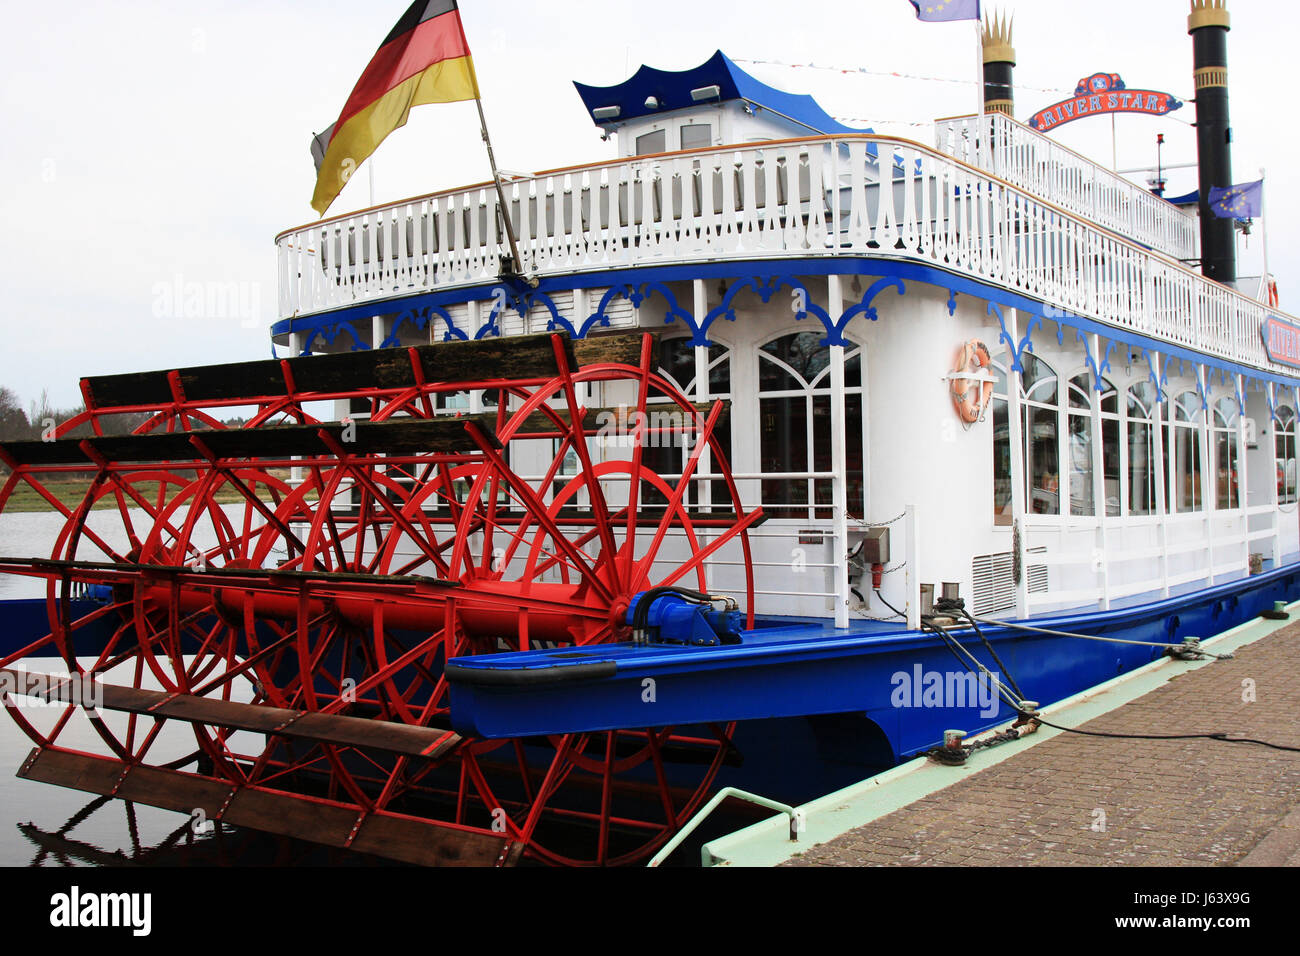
[1208,180,1264,219]
[909,0,981,21]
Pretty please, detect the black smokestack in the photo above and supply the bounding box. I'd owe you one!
[1190,0,1235,284]
[982,12,1015,117]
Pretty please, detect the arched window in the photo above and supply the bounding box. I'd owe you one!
[758,331,863,520]
[1212,397,1240,511]
[1066,373,1119,517]
[1168,391,1204,513]
[1276,405,1297,505]
[1021,354,1060,516]
[992,360,1012,519]
[1067,373,1094,516]
[641,337,732,507]
[1127,382,1159,516]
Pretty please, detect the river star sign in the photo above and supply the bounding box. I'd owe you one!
[1029,73,1182,132]
[1263,316,1300,370]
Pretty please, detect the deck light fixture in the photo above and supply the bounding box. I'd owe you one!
[691,84,722,102]
[644,96,661,110]
[593,105,621,121]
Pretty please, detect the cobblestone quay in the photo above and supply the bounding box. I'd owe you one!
[784,623,1300,867]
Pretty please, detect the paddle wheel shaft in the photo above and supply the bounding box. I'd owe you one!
[0,331,760,866]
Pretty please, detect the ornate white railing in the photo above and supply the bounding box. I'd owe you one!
[934,113,1199,263]
[276,133,1293,378]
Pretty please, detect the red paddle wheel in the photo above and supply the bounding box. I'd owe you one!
[0,331,759,866]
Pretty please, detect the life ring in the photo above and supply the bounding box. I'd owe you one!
[950,339,993,424]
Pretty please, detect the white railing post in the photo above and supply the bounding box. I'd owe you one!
[905,504,921,630]
[1152,352,1170,598]
[1005,306,1030,619]
[828,275,850,629]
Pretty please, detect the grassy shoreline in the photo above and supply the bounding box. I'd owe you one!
[1,478,295,514]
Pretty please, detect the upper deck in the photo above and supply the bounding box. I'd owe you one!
[934,112,1199,263]
[275,118,1295,380]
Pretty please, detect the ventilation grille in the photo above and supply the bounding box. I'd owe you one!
[971,548,1048,615]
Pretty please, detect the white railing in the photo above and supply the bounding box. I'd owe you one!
[276,133,1293,377]
[934,113,1199,263]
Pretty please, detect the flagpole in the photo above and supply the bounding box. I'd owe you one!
[975,16,985,169]
[1260,167,1273,307]
[475,95,526,281]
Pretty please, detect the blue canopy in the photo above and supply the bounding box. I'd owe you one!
[574,50,869,136]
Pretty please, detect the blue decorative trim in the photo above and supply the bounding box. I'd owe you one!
[302,322,366,355]
[989,302,1040,373]
[565,284,631,340]
[1075,330,1117,391]
[380,303,467,348]
[699,276,839,346]
[636,281,698,339]
[835,277,905,346]
[269,257,1300,393]
[518,290,564,332]
[946,290,958,317]
[1141,348,1168,401]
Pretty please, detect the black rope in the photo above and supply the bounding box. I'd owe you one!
[1033,716,1300,753]
[873,589,906,620]
[933,597,1026,702]
[912,603,1300,761]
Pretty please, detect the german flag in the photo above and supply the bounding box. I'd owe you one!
[311,1,479,215]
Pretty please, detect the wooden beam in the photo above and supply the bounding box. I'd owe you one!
[18,748,515,867]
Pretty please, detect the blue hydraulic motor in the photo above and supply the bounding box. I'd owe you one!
[625,587,745,646]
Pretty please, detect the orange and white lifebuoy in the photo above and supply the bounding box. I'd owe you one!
[950,339,994,424]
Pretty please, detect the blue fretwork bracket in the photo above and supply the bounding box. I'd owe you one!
[1140,348,1169,402]
[380,303,465,347]
[1074,330,1117,392]
[989,302,1041,373]
[833,277,905,346]
[1195,365,1210,412]
[301,322,366,355]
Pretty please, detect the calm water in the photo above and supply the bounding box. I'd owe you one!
[0,510,405,866]
[0,510,745,867]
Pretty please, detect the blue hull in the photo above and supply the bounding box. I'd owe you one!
[446,563,1300,762]
[0,597,120,661]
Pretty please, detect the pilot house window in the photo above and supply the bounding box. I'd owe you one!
[680,124,712,150]
[635,129,667,156]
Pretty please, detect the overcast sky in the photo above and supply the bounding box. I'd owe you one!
[1,0,1295,409]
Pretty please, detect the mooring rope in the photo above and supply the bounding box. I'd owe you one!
[914,604,1297,762]
[967,615,1236,661]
